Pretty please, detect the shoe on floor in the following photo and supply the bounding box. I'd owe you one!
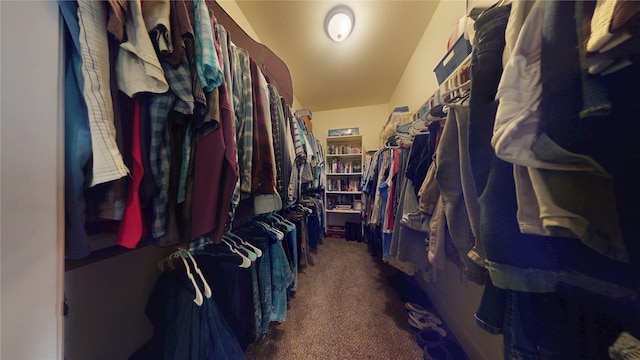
[416,328,446,348]
[423,343,453,360]
[408,314,447,337]
[405,302,429,314]
[405,302,443,325]
[408,312,447,337]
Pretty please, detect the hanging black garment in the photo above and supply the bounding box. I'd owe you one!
[130,268,246,360]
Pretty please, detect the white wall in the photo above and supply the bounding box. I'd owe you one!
[313,104,389,152]
[388,2,504,359]
[217,0,261,41]
[0,1,64,359]
[217,0,305,109]
[388,0,468,113]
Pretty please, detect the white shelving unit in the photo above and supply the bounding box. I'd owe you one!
[324,135,363,236]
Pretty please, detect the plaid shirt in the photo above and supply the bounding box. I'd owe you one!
[183,1,207,117]
[268,84,285,194]
[250,59,276,194]
[193,0,222,92]
[232,45,253,194]
[289,110,305,162]
[148,59,195,239]
[279,97,293,201]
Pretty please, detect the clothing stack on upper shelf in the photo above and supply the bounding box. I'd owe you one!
[368,1,640,359]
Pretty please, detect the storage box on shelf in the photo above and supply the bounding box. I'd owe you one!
[324,134,364,237]
[433,35,472,85]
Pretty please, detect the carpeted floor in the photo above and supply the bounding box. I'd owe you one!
[245,237,433,360]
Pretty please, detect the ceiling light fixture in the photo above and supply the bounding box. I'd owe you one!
[325,5,355,42]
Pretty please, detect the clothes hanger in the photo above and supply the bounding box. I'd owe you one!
[273,212,295,228]
[267,212,283,223]
[158,253,176,272]
[227,231,262,257]
[254,220,285,241]
[175,251,204,306]
[223,235,257,262]
[254,220,279,236]
[266,212,293,233]
[442,79,471,103]
[220,238,252,268]
[183,250,212,299]
[196,241,245,266]
[384,140,400,149]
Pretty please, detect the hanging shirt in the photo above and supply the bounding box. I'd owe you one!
[77,0,129,186]
[250,59,277,195]
[383,149,400,234]
[191,75,238,242]
[116,0,169,97]
[61,1,93,259]
[297,117,314,164]
[268,84,286,194]
[250,60,282,214]
[193,0,222,92]
[148,59,194,239]
[232,45,254,194]
[280,98,295,203]
[141,0,172,56]
[370,149,390,226]
[289,112,305,162]
[183,0,207,119]
[192,9,238,242]
[216,24,234,109]
[117,97,148,249]
[157,0,191,67]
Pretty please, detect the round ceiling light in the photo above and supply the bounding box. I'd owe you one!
[325,5,355,42]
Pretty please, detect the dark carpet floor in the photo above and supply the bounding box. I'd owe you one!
[244,237,436,360]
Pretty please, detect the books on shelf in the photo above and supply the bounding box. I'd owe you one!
[326,144,361,155]
[327,179,360,192]
[326,194,361,210]
[329,159,361,174]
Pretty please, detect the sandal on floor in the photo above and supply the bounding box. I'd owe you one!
[406,304,443,325]
[408,313,447,337]
[405,302,429,314]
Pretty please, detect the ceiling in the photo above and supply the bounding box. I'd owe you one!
[234,1,440,112]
